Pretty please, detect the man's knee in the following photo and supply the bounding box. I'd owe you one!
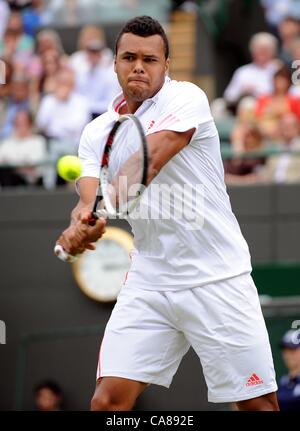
[236,392,279,411]
[91,391,134,411]
[261,395,280,411]
[91,376,147,411]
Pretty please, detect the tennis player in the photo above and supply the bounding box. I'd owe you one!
[56,16,279,411]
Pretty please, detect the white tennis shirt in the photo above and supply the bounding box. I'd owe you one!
[78,77,252,290]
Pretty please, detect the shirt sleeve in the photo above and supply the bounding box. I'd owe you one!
[150,82,213,135]
[78,124,101,179]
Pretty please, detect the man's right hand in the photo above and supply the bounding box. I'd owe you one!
[56,209,107,257]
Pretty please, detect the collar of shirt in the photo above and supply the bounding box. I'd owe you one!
[107,76,171,120]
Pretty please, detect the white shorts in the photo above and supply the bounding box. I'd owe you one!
[97,273,278,403]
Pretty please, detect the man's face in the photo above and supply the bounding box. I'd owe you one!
[86,49,102,67]
[279,19,300,42]
[279,113,300,142]
[55,70,74,101]
[7,13,23,36]
[282,348,300,373]
[35,388,60,411]
[11,81,29,102]
[14,110,31,131]
[114,33,169,103]
[252,44,274,66]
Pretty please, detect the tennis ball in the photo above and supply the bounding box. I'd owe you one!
[57,155,82,181]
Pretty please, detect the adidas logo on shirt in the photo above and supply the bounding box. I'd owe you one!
[246,373,264,387]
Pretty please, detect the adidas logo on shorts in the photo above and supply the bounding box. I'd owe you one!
[246,373,264,387]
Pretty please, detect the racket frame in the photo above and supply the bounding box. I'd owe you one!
[92,113,148,219]
[55,113,149,262]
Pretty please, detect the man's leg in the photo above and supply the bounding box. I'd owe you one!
[92,287,190,411]
[91,376,148,411]
[235,392,279,411]
[175,275,278,406]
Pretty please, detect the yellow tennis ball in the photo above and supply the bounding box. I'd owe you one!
[57,155,82,181]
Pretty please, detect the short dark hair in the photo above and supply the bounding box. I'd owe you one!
[34,380,62,397]
[281,16,300,25]
[115,16,169,59]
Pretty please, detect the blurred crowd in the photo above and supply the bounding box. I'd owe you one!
[215,1,300,185]
[1,0,300,188]
[0,0,120,188]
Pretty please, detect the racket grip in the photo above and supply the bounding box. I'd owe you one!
[92,209,108,219]
[54,244,78,263]
[88,217,96,226]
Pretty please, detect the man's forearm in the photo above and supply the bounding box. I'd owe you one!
[70,200,94,225]
[56,177,105,256]
[70,177,99,225]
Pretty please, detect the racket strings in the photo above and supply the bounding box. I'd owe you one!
[106,122,145,214]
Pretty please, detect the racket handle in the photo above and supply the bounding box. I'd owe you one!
[54,244,78,263]
[88,217,96,226]
[87,210,106,226]
[92,209,108,219]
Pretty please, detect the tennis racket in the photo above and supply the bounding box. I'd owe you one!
[55,114,149,262]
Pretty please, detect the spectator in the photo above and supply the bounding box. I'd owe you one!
[7,0,32,10]
[38,49,61,94]
[0,74,30,139]
[0,11,34,68]
[261,0,300,34]
[30,48,62,111]
[0,0,10,39]
[260,112,300,183]
[21,0,47,37]
[36,67,89,145]
[230,96,257,154]
[224,32,279,109]
[34,380,64,411]
[224,125,266,185]
[36,67,89,188]
[28,28,67,77]
[34,29,65,58]
[0,61,14,131]
[277,329,300,411]
[291,37,300,64]
[70,25,115,117]
[71,38,120,119]
[0,109,47,187]
[278,16,300,66]
[70,24,114,71]
[36,0,79,26]
[255,65,300,140]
